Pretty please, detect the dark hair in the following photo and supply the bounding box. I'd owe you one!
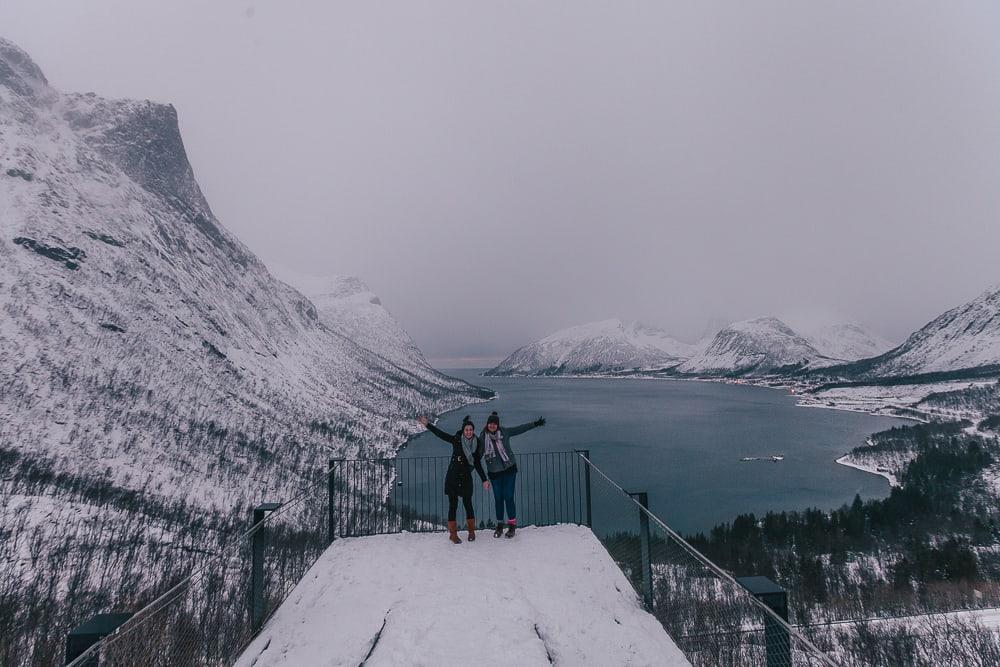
[487,411,500,426]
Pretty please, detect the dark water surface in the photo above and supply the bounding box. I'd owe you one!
[400,371,906,535]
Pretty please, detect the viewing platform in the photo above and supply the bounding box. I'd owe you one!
[236,525,688,666]
[65,452,834,666]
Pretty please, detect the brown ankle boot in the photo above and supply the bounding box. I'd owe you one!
[466,518,477,541]
[447,520,462,544]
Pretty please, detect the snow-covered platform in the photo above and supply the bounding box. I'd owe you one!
[236,524,689,666]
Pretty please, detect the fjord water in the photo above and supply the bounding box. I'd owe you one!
[401,371,906,535]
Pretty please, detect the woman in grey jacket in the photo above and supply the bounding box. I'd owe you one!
[481,411,546,538]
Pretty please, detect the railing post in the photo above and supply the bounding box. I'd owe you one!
[328,459,343,544]
[577,450,593,527]
[251,502,281,635]
[629,491,653,608]
[736,576,791,667]
[65,613,133,665]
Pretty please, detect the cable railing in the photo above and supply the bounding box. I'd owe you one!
[580,452,838,666]
[66,449,845,666]
[66,466,335,666]
[66,451,590,665]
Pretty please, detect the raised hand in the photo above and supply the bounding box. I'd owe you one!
[417,415,429,426]
[536,417,546,427]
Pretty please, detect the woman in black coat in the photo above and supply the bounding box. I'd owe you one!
[416,414,489,543]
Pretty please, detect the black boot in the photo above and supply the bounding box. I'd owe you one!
[493,524,504,538]
[505,522,516,539]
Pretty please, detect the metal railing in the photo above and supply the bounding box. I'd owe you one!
[329,451,590,537]
[66,466,335,666]
[66,451,590,665]
[580,452,838,666]
[66,450,844,666]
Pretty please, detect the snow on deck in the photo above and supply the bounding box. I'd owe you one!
[236,524,689,666]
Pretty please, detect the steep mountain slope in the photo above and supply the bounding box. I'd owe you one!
[486,319,693,376]
[804,323,895,362]
[678,317,834,376]
[269,266,433,372]
[0,38,489,664]
[819,286,1000,382]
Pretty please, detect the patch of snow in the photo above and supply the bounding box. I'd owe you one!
[236,525,689,667]
[836,454,899,488]
[798,380,999,420]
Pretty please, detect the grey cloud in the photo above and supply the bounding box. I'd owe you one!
[4,1,999,365]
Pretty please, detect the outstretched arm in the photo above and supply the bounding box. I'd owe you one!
[472,437,488,485]
[417,416,457,445]
[506,417,546,437]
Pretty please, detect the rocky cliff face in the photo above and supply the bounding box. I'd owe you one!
[0,37,490,663]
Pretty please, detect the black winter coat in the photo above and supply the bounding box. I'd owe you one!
[425,423,487,497]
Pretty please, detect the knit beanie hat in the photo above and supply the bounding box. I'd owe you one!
[486,412,500,426]
[461,415,475,429]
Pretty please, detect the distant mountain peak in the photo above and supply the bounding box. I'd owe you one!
[804,322,894,362]
[268,264,428,370]
[828,284,1000,380]
[487,318,692,376]
[678,316,830,376]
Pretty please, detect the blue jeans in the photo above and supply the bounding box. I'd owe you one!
[492,469,517,522]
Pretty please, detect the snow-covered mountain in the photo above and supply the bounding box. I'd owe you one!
[486,319,693,376]
[0,37,489,662]
[830,285,1000,380]
[269,266,433,372]
[678,317,835,376]
[804,323,895,362]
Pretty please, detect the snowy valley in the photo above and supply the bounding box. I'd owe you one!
[0,37,490,663]
[488,286,1000,427]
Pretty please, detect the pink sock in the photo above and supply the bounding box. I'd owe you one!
[508,519,517,526]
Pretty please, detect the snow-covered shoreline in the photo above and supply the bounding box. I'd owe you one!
[474,372,1000,491]
[835,454,899,488]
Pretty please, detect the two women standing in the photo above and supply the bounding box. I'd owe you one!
[416,411,546,543]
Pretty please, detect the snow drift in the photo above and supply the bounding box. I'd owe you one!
[236,525,689,666]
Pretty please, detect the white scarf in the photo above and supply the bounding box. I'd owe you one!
[484,430,509,462]
[461,435,477,463]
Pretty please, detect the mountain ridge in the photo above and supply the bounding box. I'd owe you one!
[810,285,1000,382]
[485,318,693,376]
[0,37,489,662]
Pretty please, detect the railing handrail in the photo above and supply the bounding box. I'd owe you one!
[65,462,342,666]
[67,449,839,666]
[343,449,583,462]
[577,451,840,667]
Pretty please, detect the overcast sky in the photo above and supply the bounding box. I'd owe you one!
[3,1,1000,365]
